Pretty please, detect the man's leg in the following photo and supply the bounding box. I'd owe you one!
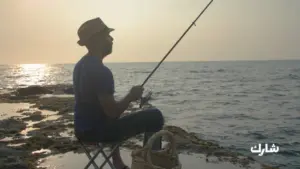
[99,108,164,169]
[119,108,164,149]
[111,146,125,169]
[102,108,164,144]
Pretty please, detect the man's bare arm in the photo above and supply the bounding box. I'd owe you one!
[98,85,143,119]
[98,93,132,119]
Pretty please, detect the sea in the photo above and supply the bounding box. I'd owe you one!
[0,60,299,169]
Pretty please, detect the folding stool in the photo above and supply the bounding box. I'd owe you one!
[77,138,122,169]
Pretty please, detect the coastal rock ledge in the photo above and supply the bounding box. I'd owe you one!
[0,84,280,169]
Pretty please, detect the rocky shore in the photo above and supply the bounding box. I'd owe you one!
[0,85,279,169]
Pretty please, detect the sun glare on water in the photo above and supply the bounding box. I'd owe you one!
[16,64,49,86]
[21,64,46,70]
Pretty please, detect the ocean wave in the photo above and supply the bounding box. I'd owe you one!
[233,114,260,120]
[249,132,268,140]
[216,114,232,119]
[264,84,285,91]
[233,94,248,97]
[288,74,300,79]
[189,88,200,92]
[278,101,290,107]
[217,69,225,72]
[236,131,267,140]
[189,70,214,73]
[273,93,286,97]
[277,142,300,147]
[212,100,241,106]
[239,77,257,83]
[132,70,151,74]
[212,101,232,105]
[200,80,212,84]
[291,68,300,72]
[278,150,300,157]
[156,90,181,97]
[5,75,24,79]
[272,74,300,80]
[216,113,259,121]
[279,128,300,136]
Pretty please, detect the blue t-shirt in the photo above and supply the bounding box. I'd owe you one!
[73,55,115,131]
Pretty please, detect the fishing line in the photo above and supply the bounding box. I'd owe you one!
[141,0,214,87]
[139,0,214,107]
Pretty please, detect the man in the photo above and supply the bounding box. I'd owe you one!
[73,17,164,169]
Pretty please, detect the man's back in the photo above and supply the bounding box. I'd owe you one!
[73,55,115,131]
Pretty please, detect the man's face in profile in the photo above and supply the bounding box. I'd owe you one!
[89,32,113,56]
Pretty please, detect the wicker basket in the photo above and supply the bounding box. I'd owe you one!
[131,130,182,169]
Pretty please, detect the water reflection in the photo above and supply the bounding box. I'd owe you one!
[1,64,73,91]
[15,64,49,86]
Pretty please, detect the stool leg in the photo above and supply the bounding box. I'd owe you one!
[79,142,100,169]
[99,145,119,169]
[99,149,116,169]
[84,147,103,169]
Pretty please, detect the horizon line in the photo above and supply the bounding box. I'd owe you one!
[1,58,300,65]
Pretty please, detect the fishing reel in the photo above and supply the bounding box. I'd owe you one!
[139,91,153,108]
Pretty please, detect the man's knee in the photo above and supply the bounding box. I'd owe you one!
[149,108,164,129]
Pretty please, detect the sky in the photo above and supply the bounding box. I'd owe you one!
[0,0,299,64]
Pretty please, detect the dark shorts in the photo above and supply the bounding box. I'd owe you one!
[75,108,164,145]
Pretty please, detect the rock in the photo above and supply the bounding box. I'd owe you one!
[23,115,44,122]
[32,111,42,116]
[261,164,281,169]
[0,147,28,169]
[58,107,72,114]
[23,111,44,121]
[0,113,7,117]
[26,130,40,137]
[0,146,28,157]
[7,95,39,102]
[42,84,72,94]
[32,120,65,129]
[28,120,67,138]
[49,138,80,153]
[0,118,26,135]
[66,123,74,128]
[21,112,32,116]
[31,97,75,113]
[23,135,55,150]
[0,158,27,169]
[16,86,53,96]
[17,109,30,113]
[63,87,74,94]
[164,125,220,147]
[163,125,192,144]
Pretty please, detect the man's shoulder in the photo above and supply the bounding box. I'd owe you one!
[74,56,100,69]
[77,56,112,75]
[74,56,86,69]
[101,64,112,73]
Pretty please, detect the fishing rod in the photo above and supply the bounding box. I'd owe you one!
[139,0,214,107]
[141,0,214,87]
